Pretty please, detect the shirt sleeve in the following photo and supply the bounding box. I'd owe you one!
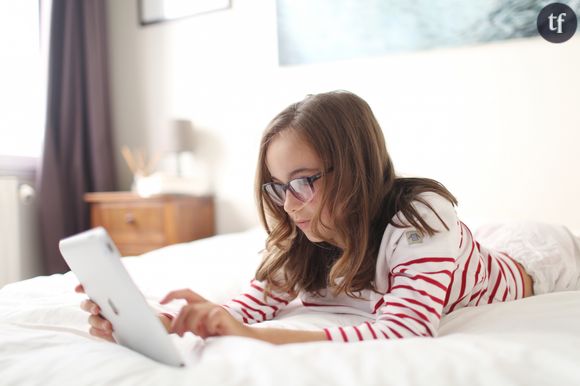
[221,279,294,324]
[323,193,460,342]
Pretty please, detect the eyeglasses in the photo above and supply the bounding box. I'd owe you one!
[262,171,326,207]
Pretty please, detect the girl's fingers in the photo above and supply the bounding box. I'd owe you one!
[198,312,213,338]
[180,307,201,336]
[80,299,100,315]
[190,307,210,337]
[171,304,204,336]
[205,308,222,336]
[171,308,189,336]
[170,308,187,336]
[88,314,112,332]
[180,309,197,337]
[170,304,230,338]
[89,327,114,342]
[78,290,115,343]
[158,314,173,331]
[160,289,206,305]
[207,307,230,336]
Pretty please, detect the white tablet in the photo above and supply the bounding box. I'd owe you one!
[59,227,188,367]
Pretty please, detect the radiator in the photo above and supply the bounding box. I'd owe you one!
[0,176,42,288]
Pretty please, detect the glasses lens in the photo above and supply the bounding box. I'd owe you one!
[289,178,313,202]
[264,183,285,206]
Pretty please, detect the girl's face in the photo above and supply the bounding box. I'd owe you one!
[265,131,337,245]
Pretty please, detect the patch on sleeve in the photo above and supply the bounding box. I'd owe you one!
[405,230,424,245]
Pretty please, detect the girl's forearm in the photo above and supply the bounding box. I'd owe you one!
[248,327,328,345]
[161,309,328,344]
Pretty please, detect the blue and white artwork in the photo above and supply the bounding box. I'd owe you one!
[276,0,580,65]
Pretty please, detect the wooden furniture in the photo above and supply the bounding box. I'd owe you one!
[84,192,215,256]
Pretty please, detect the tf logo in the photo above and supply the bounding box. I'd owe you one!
[537,3,578,43]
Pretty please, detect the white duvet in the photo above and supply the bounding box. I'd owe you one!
[1,228,579,386]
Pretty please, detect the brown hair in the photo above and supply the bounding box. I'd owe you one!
[254,91,457,299]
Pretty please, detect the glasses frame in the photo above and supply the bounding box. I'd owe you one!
[262,171,327,207]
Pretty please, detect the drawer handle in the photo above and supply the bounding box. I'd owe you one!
[125,213,136,224]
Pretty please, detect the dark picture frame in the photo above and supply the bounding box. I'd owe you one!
[139,0,231,26]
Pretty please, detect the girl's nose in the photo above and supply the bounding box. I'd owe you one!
[283,190,303,213]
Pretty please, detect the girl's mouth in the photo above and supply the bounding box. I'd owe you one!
[296,220,310,229]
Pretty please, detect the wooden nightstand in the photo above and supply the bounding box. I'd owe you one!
[84,192,215,256]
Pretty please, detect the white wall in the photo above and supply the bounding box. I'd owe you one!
[107,0,580,234]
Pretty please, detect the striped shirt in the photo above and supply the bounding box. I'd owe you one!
[222,192,525,342]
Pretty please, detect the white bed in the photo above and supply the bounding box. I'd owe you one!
[1,227,579,386]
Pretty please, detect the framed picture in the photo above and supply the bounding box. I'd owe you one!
[276,0,575,66]
[139,0,231,26]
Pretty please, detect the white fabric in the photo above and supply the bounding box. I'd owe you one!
[1,227,580,386]
[475,221,580,294]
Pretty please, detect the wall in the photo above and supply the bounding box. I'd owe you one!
[106,0,580,234]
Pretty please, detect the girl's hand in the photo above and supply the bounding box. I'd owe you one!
[160,289,251,339]
[75,284,115,342]
[75,284,174,340]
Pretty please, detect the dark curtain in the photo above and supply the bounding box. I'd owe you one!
[39,0,117,274]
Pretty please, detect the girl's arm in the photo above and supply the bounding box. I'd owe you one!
[157,279,293,324]
[221,279,294,324]
[323,195,460,342]
[160,280,298,340]
[161,290,327,343]
[249,328,327,344]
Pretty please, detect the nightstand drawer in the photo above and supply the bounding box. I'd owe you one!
[85,192,215,256]
[94,204,167,245]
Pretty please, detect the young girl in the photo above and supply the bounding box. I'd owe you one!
[78,90,580,344]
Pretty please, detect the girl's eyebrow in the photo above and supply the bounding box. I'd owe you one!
[271,167,319,182]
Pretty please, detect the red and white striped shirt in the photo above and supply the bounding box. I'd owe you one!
[222,192,525,342]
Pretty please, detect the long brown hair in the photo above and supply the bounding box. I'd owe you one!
[254,91,457,298]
